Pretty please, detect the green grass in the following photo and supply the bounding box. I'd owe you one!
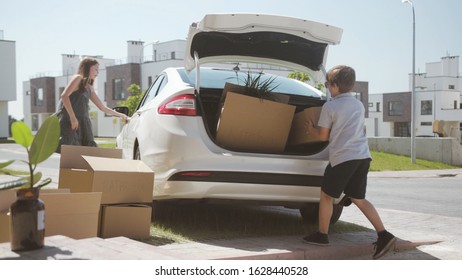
[370,151,457,171]
[142,203,367,245]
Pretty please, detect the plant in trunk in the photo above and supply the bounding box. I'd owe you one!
[239,71,279,101]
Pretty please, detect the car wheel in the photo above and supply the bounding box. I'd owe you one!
[299,203,344,225]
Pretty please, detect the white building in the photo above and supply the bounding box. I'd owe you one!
[366,55,461,140]
[0,30,16,139]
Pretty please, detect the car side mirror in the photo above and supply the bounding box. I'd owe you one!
[113,106,129,116]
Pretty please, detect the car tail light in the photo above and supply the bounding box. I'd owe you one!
[158,94,197,116]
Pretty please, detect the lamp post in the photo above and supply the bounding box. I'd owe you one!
[402,0,416,163]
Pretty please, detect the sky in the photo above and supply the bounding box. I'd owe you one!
[1,0,462,119]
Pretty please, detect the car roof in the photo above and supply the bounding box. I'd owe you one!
[185,13,343,73]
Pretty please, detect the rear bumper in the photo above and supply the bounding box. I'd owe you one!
[169,171,323,187]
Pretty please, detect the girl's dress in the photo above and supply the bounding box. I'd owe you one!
[55,85,97,153]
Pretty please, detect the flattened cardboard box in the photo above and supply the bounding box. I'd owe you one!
[0,189,102,242]
[216,92,295,153]
[99,204,152,239]
[58,145,154,204]
[288,106,323,146]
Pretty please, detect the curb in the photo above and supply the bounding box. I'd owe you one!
[215,239,440,260]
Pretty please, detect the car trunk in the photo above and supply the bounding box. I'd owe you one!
[196,86,329,156]
[185,14,342,156]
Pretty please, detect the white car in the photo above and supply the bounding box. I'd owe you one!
[116,13,348,224]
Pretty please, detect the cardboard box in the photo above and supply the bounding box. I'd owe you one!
[0,188,102,242]
[59,145,154,204]
[0,190,15,243]
[287,106,323,146]
[216,92,295,153]
[99,204,152,239]
[40,189,102,239]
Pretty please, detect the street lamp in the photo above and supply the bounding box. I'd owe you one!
[402,0,416,163]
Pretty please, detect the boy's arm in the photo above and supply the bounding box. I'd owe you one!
[305,120,330,141]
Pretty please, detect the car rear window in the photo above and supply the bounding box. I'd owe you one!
[177,68,323,98]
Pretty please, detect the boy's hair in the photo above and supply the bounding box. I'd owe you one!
[327,65,356,93]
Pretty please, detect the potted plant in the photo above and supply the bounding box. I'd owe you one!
[0,115,60,251]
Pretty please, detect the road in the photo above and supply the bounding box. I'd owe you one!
[366,177,462,218]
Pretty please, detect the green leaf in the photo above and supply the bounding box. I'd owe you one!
[11,121,34,148]
[0,160,15,169]
[0,178,29,191]
[34,178,52,189]
[29,115,60,165]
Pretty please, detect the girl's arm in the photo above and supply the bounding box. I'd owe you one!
[89,87,129,122]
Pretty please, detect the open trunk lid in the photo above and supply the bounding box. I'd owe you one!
[185,13,343,72]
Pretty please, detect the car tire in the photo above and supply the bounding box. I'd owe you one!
[299,203,343,225]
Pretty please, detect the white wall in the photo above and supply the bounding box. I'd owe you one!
[0,39,16,138]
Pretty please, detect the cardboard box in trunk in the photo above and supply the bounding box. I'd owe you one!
[216,92,295,153]
[288,106,323,146]
[58,145,154,204]
[99,204,152,239]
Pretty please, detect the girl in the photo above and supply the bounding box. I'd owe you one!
[56,57,128,152]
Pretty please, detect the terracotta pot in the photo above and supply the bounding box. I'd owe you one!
[10,188,45,251]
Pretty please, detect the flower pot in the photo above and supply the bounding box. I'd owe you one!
[10,188,45,251]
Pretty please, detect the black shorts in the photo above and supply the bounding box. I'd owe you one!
[322,158,371,199]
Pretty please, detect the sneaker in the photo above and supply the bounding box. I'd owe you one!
[372,231,397,259]
[302,231,329,246]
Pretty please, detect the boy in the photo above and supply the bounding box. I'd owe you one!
[303,65,396,260]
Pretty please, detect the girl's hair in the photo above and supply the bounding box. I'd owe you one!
[77,57,99,92]
[327,65,356,93]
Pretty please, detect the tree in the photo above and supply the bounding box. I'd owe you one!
[288,71,325,93]
[288,71,311,82]
[117,84,145,117]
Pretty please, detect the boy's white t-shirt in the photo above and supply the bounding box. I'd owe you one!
[317,92,371,167]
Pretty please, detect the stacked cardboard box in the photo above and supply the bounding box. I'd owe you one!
[58,145,154,239]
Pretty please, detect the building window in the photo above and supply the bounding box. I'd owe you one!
[449,85,455,90]
[113,78,125,100]
[394,122,410,137]
[368,102,373,108]
[388,101,403,116]
[376,102,381,112]
[148,76,153,87]
[34,88,44,106]
[31,115,39,131]
[421,100,432,115]
[171,51,176,59]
